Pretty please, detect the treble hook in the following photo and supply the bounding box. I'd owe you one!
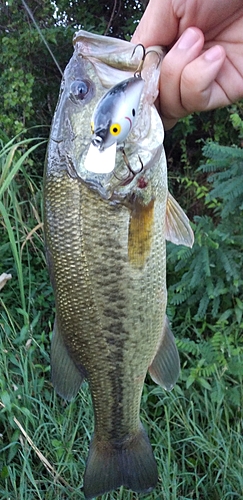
[131,44,162,78]
[131,44,146,78]
[114,150,144,186]
[145,49,162,68]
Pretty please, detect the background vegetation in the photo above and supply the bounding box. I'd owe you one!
[0,1,242,499]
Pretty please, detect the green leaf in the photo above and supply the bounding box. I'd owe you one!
[1,391,11,412]
[198,378,212,390]
[0,466,9,479]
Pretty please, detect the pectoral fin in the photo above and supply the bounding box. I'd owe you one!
[149,317,180,391]
[51,319,85,401]
[166,192,194,247]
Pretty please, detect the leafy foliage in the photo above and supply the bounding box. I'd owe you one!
[0,0,144,138]
[0,1,243,498]
[0,132,50,329]
[166,141,243,414]
[167,142,243,320]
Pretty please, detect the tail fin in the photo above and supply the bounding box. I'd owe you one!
[83,425,158,499]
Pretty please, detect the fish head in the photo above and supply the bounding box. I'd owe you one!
[48,30,165,200]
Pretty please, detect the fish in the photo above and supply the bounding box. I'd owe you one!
[44,30,194,499]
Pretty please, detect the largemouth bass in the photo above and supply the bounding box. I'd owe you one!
[44,30,194,499]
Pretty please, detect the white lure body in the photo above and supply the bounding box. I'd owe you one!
[84,142,117,174]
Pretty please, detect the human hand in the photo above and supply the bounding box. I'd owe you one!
[132,0,243,129]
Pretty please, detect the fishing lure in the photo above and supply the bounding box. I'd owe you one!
[84,46,147,174]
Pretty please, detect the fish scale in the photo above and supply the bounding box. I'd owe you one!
[45,30,194,499]
[46,164,166,420]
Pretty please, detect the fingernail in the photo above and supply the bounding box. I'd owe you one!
[177,28,200,50]
[204,45,224,62]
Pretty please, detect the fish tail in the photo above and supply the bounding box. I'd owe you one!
[83,424,158,499]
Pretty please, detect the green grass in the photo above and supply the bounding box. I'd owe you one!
[0,135,243,500]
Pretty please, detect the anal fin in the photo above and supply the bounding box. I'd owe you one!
[51,318,85,401]
[149,316,180,391]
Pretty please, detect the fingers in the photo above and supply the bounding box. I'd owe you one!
[181,45,227,111]
[159,28,226,129]
[158,28,205,129]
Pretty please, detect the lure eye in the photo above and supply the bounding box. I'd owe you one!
[110,123,121,137]
[70,80,90,100]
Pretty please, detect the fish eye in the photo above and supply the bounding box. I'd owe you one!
[110,123,121,136]
[132,109,135,117]
[70,80,90,100]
